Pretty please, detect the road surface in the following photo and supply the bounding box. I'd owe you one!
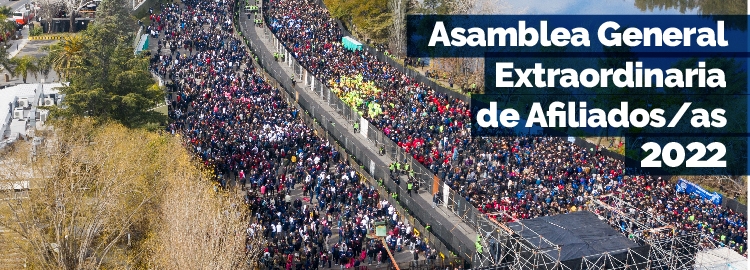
[2,0,34,12]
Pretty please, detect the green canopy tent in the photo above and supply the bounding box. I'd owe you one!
[134,34,149,55]
[342,36,362,51]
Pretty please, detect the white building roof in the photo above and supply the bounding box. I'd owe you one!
[0,83,64,145]
[0,84,37,134]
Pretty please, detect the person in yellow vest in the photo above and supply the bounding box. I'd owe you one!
[475,235,483,253]
[407,181,413,197]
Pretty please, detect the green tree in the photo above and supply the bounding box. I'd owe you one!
[9,55,39,83]
[36,54,54,82]
[54,0,164,128]
[0,6,11,17]
[0,6,16,45]
[325,0,392,43]
[46,35,86,80]
[59,32,163,127]
[0,44,12,71]
[0,6,13,68]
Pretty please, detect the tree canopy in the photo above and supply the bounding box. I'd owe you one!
[52,0,165,128]
[324,0,392,43]
[0,118,256,269]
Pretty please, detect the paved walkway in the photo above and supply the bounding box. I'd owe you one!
[238,3,478,263]
[0,26,61,87]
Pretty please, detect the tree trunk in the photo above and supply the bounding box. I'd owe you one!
[69,11,75,33]
[388,0,405,57]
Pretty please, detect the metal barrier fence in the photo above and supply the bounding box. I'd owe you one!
[237,4,469,263]
[237,11,749,270]
[236,24,463,268]
[235,4,513,267]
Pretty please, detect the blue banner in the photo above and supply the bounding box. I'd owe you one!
[675,179,722,205]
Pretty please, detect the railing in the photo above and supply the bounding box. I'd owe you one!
[231,2,519,267]
[236,7,484,266]
[258,11,512,268]
[232,3,473,267]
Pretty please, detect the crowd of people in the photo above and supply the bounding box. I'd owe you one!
[147,0,440,268]
[263,0,747,256]
[600,176,747,254]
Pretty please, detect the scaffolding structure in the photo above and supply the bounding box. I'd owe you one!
[479,217,563,270]
[591,196,701,269]
[471,195,737,270]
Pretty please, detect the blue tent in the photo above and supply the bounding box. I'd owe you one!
[134,34,149,55]
[342,36,362,51]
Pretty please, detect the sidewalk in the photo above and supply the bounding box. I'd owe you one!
[6,25,30,59]
[239,5,479,260]
[0,26,62,87]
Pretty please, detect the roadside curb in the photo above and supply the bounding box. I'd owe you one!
[28,35,64,40]
[7,39,29,59]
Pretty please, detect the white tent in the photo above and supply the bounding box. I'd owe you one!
[694,247,748,270]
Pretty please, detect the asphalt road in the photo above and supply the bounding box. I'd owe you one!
[239,6,478,265]
[2,0,34,13]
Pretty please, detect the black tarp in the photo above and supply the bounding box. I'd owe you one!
[507,211,638,261]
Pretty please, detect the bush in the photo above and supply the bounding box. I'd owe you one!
[29,26,43,36]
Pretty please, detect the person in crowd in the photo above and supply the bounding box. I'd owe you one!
[263,0,747,256]
[148,0,440,267]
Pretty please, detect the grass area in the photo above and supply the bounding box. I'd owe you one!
[154,104,168,115]
[132,0,175,22]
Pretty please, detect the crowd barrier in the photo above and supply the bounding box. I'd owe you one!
[569,136,747,214]
[233,3,506,266]
[235,2,750,268]
[311,0,749,217]
[233,6,474,268]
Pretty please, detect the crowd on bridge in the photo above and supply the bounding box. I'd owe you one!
[147,0,439,268]
[263,0,747,256]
